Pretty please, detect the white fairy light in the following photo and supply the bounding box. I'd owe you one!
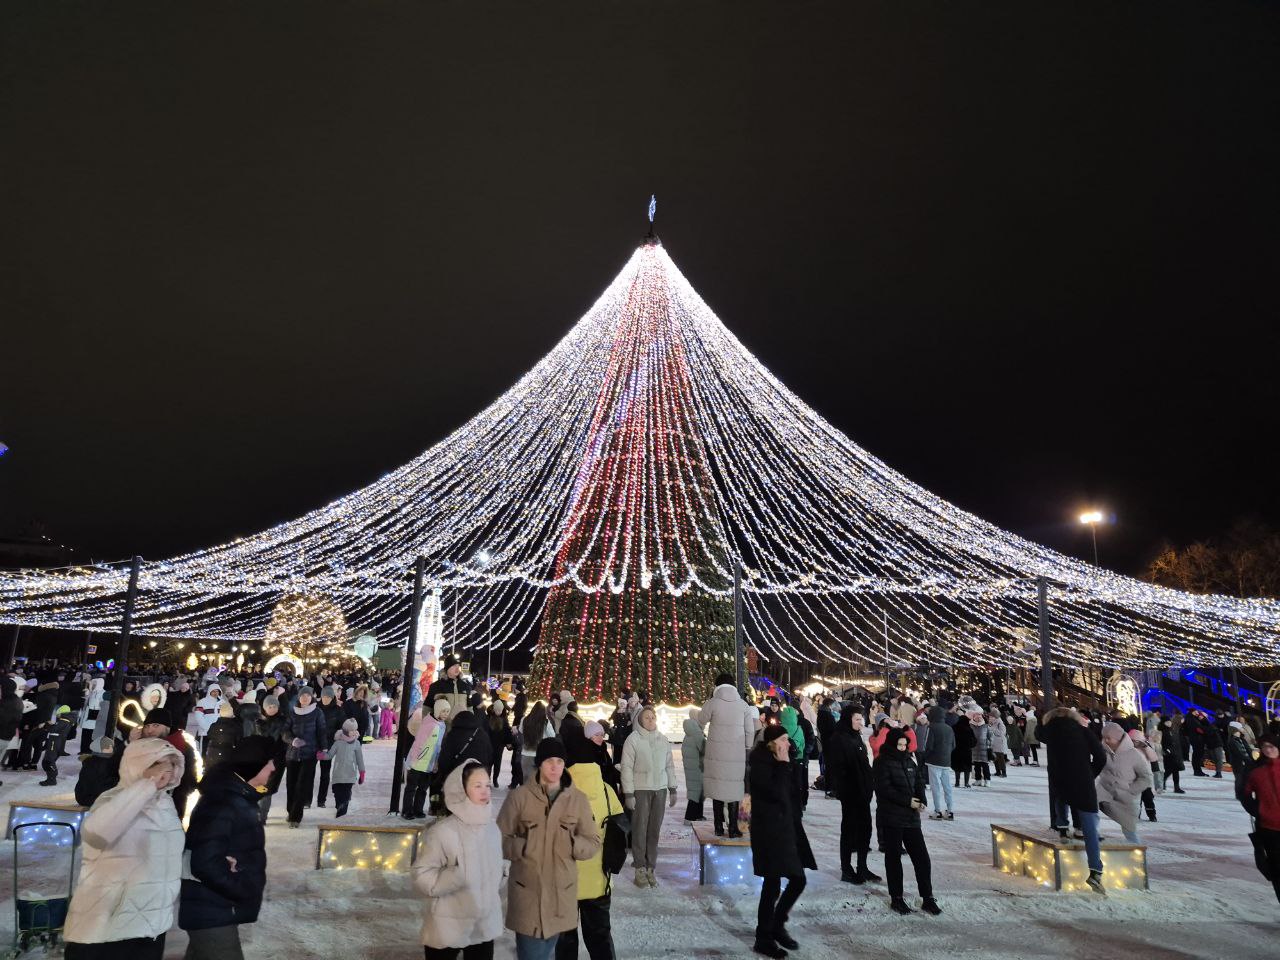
[0,241,1277,669]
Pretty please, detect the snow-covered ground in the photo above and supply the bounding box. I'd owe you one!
[2,741,1277,959]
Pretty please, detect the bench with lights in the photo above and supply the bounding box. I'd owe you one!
[991,823,1147,891]
[6,800,88,846]
[315,822,423,872]
[692,822,753,886]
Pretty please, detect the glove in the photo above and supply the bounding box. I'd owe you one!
[668,789,678,808]
[316,750,327,761]
[291,738,306,748]
[625,796,635,812]
[359,771,366,785]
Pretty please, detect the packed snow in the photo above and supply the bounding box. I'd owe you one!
[1,739,1276,958]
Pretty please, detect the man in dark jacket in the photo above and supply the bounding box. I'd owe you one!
[18,680,60,767]
[315,686,344,808]
[425,655,474,725]
[749,725,816,958]
[1039,706,1107,893]
[815,697,837,795]
[181,735,274,960]
[918,705,956,820]
[825,707,880,884]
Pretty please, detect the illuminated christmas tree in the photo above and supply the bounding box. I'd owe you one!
[529,237,736,704]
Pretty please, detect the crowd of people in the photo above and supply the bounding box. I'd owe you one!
[2,657,1279,960]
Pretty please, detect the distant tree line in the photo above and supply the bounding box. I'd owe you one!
[1146,518,1280,599]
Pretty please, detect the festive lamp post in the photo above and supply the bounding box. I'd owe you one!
[390,557,426,814]
[1078,510,1104,566]
[103,556,141,740]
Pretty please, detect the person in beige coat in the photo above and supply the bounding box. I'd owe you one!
[620,706,677,887]
[1096,721,1154,843]
[497,738,601,960]
[414,759,504,960]
[62,736,187,960]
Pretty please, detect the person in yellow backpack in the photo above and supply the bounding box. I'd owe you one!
[556,724,622,960]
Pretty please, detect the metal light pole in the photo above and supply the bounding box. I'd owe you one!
[103,556,142,740]
[1037,577,1055,711]
[1079,510,1103,567]
[733,561,745,696]
[390,557,426,814]
[3,624,19,672]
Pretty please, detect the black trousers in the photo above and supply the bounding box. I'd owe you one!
[510,743,525,787]
[285,758,317,823]
[1258,827,1280,905]
[1191,742,1206,773]
[40,749,59,783]
[757,875,806,938]
[332,782,353,816]
[65,934,165,960]
[972,761,990,783]
[993,752,1007,776]
[424,943,493,960]
[953,765,970,787]
[1140,787,1156,818]
[554,895,615,960]
[403,769,430,817]
[17,726,44,766]
[316,758,332,804]
[712,799,740,835]
[882,824,932,900]
[839,795,872,872]
[684,798,705,821]
[491,754,504,789]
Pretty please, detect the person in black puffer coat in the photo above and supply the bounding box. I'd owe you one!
[252,696,289,824]
[484,700,515,789]
[203,701,243,772]
[873,727,939,916]
[434,709,493,796]
[748,725,816,959]
[180,735,273,960]
[825,706,880,884]
[1039,706,1107,893]
[282,687,325,827]
[950,714,974,788]
[315,686,344,808]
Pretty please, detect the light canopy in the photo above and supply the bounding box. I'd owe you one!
[2,241,1277,670]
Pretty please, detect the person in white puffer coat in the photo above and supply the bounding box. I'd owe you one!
[621,706,678,887]
[79,677,106,755]
[700,673,758,838]
[62,736,186,959]
[413,758,504,958]
[194,684,223,749]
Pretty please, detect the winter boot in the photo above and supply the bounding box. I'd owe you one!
[889,897,913,915]
[634,867,648,887]
[713,800,726,837]
[1086,870,1106,895]
[840,865,858,883]
[856,852,880,883]
[773,926,799,950]
[647,868,658,887]
[727,802,743,838]
[921,897,942,915]
[39,778,57,786]
[752,932,787,959]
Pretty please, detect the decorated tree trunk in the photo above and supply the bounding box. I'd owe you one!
[530,241,735,704]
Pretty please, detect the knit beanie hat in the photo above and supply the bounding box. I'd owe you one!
[322,686,337,700]
[262,695,280,711]
[298,686,315,699]
[227,734,276,781]
[584,720,605,739]
[762,724,788,745]
[433,698,452,719]
[535,737,567,765]
[341,718,359,733]
[55,704,71,716]
[144,707,173,729]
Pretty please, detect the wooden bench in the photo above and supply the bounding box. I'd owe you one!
[5,800,88,844]
[991,823,1148,891]
[315,822,424,872]
[692,822,753,885]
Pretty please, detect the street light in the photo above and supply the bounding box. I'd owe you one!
[1078,510,1104,566]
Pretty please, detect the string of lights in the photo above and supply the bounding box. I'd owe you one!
[1,240,1277,673]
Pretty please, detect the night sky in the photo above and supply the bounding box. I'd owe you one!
[3,2,1278,579]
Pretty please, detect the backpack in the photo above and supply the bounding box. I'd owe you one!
[601,787,630,875]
